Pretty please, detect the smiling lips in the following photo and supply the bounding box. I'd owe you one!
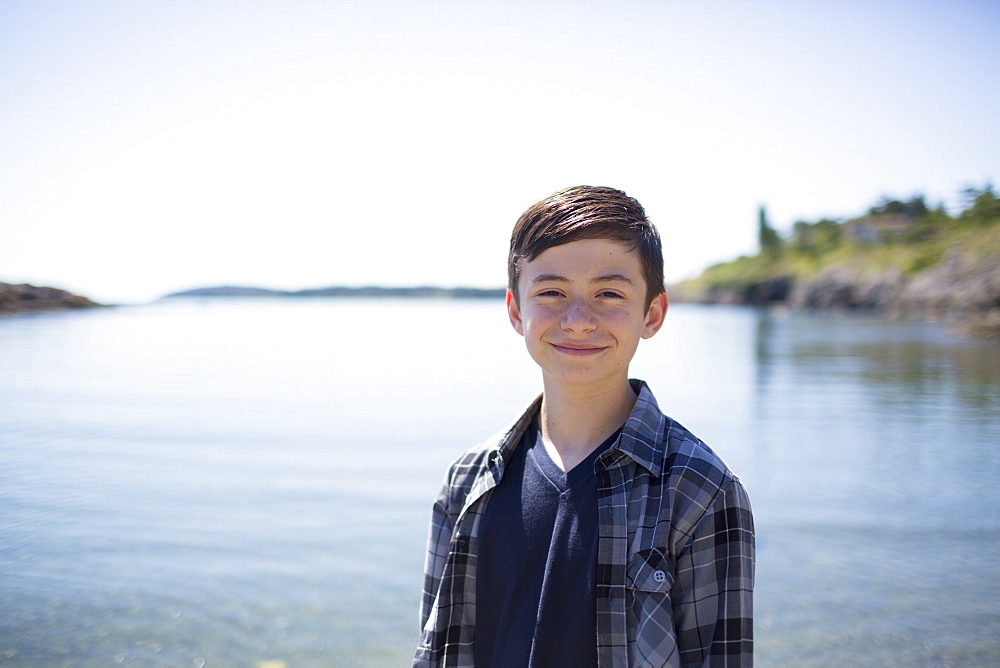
[551,342,607,356]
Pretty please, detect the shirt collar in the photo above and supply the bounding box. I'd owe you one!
[487,393,541,470]
[615,379,667,477]
[491,379,666,477]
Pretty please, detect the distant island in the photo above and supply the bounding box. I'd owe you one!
[164,285,508,299]
[0,281,104,314]
[671,184,1000,336]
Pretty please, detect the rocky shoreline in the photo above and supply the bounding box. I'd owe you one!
[0,282,105,314]
[671,243,1000,337]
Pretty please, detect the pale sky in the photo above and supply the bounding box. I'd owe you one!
[2,0,997,304]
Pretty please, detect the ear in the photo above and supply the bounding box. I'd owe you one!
[506,289,524,336]
[641,291,668,339]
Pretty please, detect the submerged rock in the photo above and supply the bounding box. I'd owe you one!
[952,309,1000,338]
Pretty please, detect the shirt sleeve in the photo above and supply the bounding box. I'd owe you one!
[671,475,755,666]
[418,483,455,632]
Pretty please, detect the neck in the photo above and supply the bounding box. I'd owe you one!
[538,376,638,471]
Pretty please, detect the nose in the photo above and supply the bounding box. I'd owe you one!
[561,298,597,333]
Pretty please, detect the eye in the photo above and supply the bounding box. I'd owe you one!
[537,289,563,297]
[599,290,624,299]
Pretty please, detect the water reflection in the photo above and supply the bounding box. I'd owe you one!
[743,307,1000,665]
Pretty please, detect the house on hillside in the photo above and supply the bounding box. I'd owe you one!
[843,213,914,245]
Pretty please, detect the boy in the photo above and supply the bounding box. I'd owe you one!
[414,186,755,667]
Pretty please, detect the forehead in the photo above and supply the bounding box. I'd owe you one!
[521,238,644,281]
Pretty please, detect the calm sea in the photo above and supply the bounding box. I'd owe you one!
[1,298,998,666]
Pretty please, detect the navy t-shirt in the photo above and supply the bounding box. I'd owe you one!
[474,420,620,668]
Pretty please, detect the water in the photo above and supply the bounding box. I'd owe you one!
[1,298,998,666]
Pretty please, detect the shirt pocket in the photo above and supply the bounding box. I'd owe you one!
[626,548,674,593]
[625,549,678,666]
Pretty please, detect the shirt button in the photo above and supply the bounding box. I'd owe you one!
[653,570,666,583]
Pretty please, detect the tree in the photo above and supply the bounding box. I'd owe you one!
[960,183,1000,226]
[792,218,842,255]
[758,205,782,257]
[868,195,929,219]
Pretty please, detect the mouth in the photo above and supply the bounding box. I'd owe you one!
[551,343,606,356]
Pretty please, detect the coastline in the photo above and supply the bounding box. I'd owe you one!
[0,282,105,314]
[669,220,1000,338]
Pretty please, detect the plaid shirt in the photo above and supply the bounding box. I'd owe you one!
[414,380,755,667]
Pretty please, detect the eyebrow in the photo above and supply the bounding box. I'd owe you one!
[529,273,635,285]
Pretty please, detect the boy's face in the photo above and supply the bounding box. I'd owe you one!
[507,238,667,391]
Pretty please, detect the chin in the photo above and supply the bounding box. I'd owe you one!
[548,367,621,386]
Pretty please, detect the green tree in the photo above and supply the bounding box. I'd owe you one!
[758,205,782,257]
[792,218,842,255]
[960,183,1000,226]
[868,195,929,218]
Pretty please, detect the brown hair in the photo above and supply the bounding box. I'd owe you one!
[508,186,665,308]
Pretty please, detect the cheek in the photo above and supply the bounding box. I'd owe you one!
[611,315,652,346]
[602,307,642,329]
[523,304,561,328]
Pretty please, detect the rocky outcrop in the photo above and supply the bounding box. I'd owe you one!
[697,276,792,306]
[895,246,1000,316]
[682,243,999,312]
[787,266,905,310]
[673,241,1000,336]
[0,282,104,314]
[786,244,999,319]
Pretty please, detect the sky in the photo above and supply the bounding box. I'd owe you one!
[1,0,998,304]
